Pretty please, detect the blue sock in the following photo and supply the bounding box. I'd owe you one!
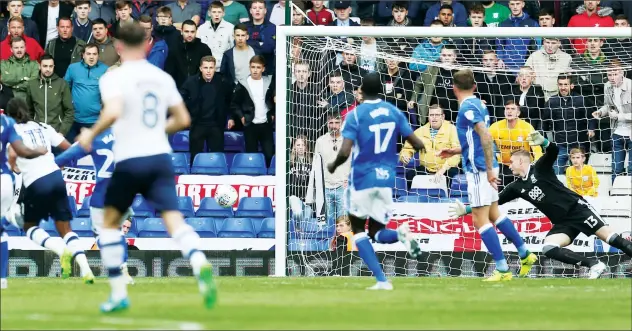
[495,216,529,258]
[354,233,387,282]
[479,224,509,272]
[1,231,8,279]
[375,229,398,244]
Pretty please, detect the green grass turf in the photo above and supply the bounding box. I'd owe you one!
[1,277,631,330]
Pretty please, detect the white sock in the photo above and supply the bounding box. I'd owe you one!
[99,228,127,301]
[63,232,92,277]
[26,226,66,257]
[171,224,208,276]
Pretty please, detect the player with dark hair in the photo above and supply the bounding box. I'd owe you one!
[77,22,216,312]
[438,69,537,281]
[328,72,426,290]
[448,132,632,279]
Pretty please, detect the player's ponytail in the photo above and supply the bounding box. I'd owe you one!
[5,98,32,124]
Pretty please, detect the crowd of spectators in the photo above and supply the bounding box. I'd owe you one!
[0,0,630,231]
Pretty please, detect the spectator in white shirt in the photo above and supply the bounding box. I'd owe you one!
[269,0,286,26]
[197,1,235,71]
[230,55,275,166]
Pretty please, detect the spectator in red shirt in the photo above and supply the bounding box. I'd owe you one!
[306,1,334,25]
[567,0,614,54]
[0,16,44,61]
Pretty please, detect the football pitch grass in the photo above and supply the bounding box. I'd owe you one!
[1,277,630,330]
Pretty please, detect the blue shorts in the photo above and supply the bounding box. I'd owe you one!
[105,154,178,214]
[23,170,72,223]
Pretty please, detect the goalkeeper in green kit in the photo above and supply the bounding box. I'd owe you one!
[447,131,632,279]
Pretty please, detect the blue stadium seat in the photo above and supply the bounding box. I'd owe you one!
[77,196,91,217]
[394,176,408,198]
[191,153,228,175]
[39,219,59,236]
[224,132,245,152]
[131,195,156,217]
[70,218,94,237]
[225,152,236,169]
[217,218,256,238]
[171,153,189,175]
[235,197,274,218]
[288,239,329,251]
[136,218,169,238]
[449,174,468,198]
[177,196,195,218]
[196,197,234,217]
[230,153,267,175]
[268,155,276,175]
[185,218,217,238]
[257,218,275,238]
[172,131,190,152]
[67,196,77,217]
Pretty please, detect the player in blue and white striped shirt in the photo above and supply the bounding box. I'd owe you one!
[328,73,426,290]
[438,69,537,281]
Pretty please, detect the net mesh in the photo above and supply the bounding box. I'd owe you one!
[284,21,632,278]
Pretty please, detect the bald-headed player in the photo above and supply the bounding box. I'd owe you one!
[449,132,632,279]
[328,72,426,290]
[76,23,216,312]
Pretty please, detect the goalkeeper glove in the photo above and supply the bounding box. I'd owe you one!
[526,131,548,147]
[448,200,468,219]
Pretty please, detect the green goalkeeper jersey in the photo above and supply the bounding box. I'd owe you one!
[484,3,511,27]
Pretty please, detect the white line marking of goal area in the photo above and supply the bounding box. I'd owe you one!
[20,313,205,330]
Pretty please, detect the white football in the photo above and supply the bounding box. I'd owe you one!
[215,185,238,208]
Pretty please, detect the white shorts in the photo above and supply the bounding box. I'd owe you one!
[346,187,394,224]
[466,169,499,208]
[0,174,14,218]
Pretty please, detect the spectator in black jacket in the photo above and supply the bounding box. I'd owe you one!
[0,83,14,111]
[475,50,513,123]
[542,74,596,175]
[154,6,180,48]
[338,48,367,93]
[31,0,74,48]
[230,55,275,166]
[290,62,319,142]
[379,58,413,114]
[109,0,136,39]
[505,66,546,131]
[165,19,212,88]
[180,56,231,164]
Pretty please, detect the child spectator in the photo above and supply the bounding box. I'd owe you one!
[566,148,600,197]
[289,135,312,201]
[330,215,355,276]
[306,0,334,25]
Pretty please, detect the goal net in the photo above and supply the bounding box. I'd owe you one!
[274,24,632,278]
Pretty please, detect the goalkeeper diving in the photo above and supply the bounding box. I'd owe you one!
[447,131,632,279]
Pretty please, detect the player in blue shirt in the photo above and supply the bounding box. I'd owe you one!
[328,73,425,290]
[437,69,537,281]
[55,128,134,285]
[1,109,48,289]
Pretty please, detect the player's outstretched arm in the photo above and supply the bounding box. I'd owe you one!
[327,138,353,174]
[526,131,558,170]
[9,140,47,159]
[166,102,192,134]
[404,133,426,154]
[55,142,89,167]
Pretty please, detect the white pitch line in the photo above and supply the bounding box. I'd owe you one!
[18,313,205,330]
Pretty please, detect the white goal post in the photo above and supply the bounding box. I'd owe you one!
[273,26,632,277]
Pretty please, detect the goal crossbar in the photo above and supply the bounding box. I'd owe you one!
[273,26,632,277]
